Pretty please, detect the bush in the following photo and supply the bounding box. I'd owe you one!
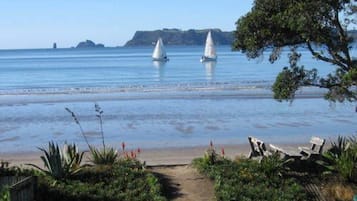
[36,159,166,201]
[28,142,85,180]
[0,186,9,201]
[89,146,118,165]
[193,156,307,201]
[323,135,357,182]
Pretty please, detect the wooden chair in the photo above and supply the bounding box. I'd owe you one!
[248,136,271,160]
[298,136,325,158]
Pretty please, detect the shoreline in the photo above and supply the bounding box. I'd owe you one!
[1,143,310,167]
[0,87,327,105]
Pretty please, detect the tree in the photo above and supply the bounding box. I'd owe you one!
[233,0,356,102]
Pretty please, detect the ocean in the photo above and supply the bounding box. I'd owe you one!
[0,46,356,152]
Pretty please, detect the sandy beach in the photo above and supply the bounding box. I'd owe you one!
[1,142,312,167]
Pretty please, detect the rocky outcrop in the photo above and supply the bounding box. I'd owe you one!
[76,40,105,48]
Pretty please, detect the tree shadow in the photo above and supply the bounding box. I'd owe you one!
[151,171,183,200]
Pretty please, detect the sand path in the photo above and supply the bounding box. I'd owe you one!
[150,165,215,201]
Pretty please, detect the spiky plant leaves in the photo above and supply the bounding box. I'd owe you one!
[28,141,85,180]
[89,146,118,166]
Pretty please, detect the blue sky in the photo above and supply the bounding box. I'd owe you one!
[0,0,254,49]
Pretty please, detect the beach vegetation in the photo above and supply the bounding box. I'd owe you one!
[259,152,293,178]
[233,0,356,102]
[89,146,118,165]
[324,182,355,201]
[193,156,306,201]
[193,143,306,201]
[202,141,222,165]
[66,104,120,165]
[28,141,85,180]
[2,151,164,200]
[35,159,166,201]
[0,186,9,201]
[322,135,357,182]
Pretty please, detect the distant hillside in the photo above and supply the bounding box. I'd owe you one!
[76,40,105,48]
[124,29,234,46]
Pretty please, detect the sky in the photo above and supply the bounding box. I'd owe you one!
[0,0,254,49]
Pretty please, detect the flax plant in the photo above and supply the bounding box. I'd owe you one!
[66,104,118,165]
[65,107,90,149]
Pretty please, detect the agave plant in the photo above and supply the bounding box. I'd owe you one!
[89,146,118,165]
[29,141,85,180]
[63,142,85,172]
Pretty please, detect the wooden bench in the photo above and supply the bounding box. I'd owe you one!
[298,136,325,158]
[248,136,271,160]
[269,144,302,159]
[269,136,325,160]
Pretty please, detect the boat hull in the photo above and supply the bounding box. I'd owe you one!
[152,58,169,62]
[200,56,217,62]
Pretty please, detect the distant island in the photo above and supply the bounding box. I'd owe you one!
[124,28,234,46]
[76,40,105,48]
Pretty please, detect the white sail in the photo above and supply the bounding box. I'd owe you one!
[201,31,217,62]
[152,38,169,61]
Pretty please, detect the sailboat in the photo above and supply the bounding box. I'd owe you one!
[200,31,217,62]
[152,37,169,62]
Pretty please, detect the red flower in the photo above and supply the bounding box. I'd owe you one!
[137,148,141,154]
[131,150,136,158]
[121,142,126,151]
[221,148,225,156]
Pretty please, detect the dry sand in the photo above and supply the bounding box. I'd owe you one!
[0,143,311,167]
[0,144,251,167]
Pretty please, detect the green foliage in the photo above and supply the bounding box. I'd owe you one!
[193,156,306,201]
[323,135,357,182]
[272,49,318,101]
[202,143,222,165]
[260,152,292,178]
[29,141,85,180]
[66,104,121,165]
[36,160,166,201]
[89,146,118,166]
[234,0,356,102]
[0,186,9,201]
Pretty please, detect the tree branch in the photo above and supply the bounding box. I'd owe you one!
[334,7,353,68]
[306,41,349,70]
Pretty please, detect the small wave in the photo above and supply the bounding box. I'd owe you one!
[0,82,271,96]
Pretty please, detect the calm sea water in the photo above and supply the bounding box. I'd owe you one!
[0,46,356,152]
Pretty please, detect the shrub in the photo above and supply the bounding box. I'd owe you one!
[29,141,85,180]
[0,186,9,201]
[36,160,166,201]
[193,156,307,201]
[323,135,357,182]
[260,152,292,178]
[89,146,118,165]
[325,183,355,201]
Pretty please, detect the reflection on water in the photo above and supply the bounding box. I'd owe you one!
[152,61,166,81]
[203,61,216,80]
